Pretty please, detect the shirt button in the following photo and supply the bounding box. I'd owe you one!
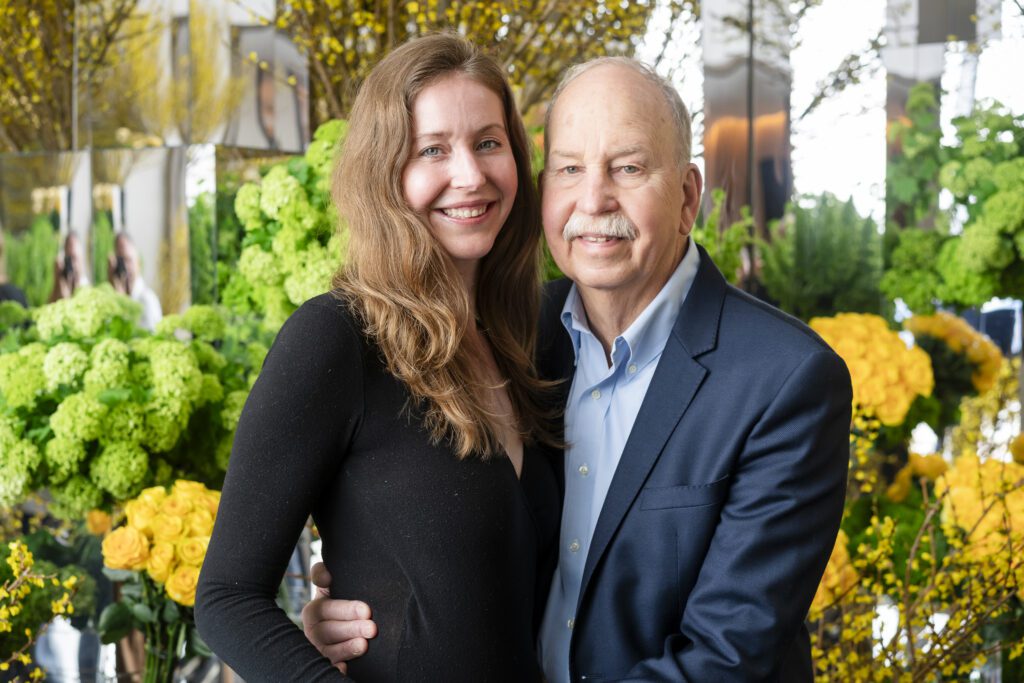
[569,539,580,553]
[591,389,601,400]
[567,618,575,629]
[578,464,589,476]
[628,363,638,374]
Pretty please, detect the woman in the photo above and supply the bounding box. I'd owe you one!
[196,34,561,682]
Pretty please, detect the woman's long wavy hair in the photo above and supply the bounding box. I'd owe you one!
[331,33,559,458]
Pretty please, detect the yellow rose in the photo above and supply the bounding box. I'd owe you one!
[125,499,159,536]
[183,508,214,538]
[102,526,150,570]
[146,542,177,583]
[150,514,185,544]
[200,491,220,517]
[172,480,208,496]
[86,510,113,536]
[165,565,200,607]
[160,493,194,518]
[177,536,210,567]
[137,486,168,507]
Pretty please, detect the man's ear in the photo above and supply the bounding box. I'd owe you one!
[679,163,703,236]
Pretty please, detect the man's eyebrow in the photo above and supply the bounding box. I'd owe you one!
[413,122,506,141]
[548,149,580,160]
[611,146,647,158]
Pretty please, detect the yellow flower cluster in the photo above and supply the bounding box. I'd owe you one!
[810,313,934,426]
[904,311,1003,392]
[810,529,858,618]
[935,454,1024,578]
[1,541,77,677]
[886,452,949,502]
[101,480,220,607]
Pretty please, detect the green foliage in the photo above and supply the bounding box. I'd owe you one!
[3,216,59,307]
[0,288,266,515]
[188,192,217,305]
[691,188,751,286]
[758,193,882,321]
[879,229,946,313]
[886,83,943,232]
[221,119,347,331]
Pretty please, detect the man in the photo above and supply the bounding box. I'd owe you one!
[108,232,162,332]
[302,58,852,681]
[49,232,91,302]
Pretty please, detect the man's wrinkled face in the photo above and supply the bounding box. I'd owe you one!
[541,64,701,313]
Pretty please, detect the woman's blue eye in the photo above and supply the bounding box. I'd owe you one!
[478,139,500,151]
[420,146,442,157]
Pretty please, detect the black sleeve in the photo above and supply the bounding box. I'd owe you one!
[195,296,363,682]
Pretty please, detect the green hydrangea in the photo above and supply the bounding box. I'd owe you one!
[0,438,42,508]
[182,305,227,342]
[86,338,132,393]
[305,138,338,181]
[90,441,148,500]
[234,183,264,232]
[49,475,104,520]
[100,401,147,446]
[313,118,349,145]
[263,287,293,331]
[43,342,90,392]
[155,314,186,338]
[198,374,224,406]
[143,397,188,452]
[148,340,203,403]
[238,245,283,288]
[936,238,999,306]
[283,244,337,306]
[221,390,248,431]
[260,166,306,221]
[0,300,29,331]
[980,191,1024,235]
[879,229,946,313]
[50,392,108,443]
[958,218,1015,272]
[0,342,48,408]
[992,158,1024,192]
[44,436,88,484]
[191,340,227,373]
[215,433,234,471]
[34,285,141,341]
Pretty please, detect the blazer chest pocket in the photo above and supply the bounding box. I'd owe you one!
[640,475,730,510]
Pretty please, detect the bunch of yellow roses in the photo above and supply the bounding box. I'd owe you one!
[904,311,1003,393]
[101,480,219,607]
[810,312,934,426]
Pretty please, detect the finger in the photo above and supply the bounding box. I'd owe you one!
[322,637,369,666]
[310,561,332,588]
[311,617,377,643]
[305,598,372,623]
[335,662,348,675]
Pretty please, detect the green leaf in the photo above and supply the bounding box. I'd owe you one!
[102,567,136,583]
[188,628,213,658]
[130,602,157,624]
[162,598,181,624]
[119,581,143,599]
[95,388,133,406]
[98,602,134,644]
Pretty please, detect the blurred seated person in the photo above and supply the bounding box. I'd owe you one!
[0,231,28,307]
[49,232,91,302]
[109,232,162,331]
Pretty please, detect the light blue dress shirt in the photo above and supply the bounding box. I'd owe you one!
[539,243,701,683]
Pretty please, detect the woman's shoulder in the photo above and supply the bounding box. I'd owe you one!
[272,292,368,361]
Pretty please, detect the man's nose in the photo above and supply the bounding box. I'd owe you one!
[575,170,617,215]
[450,148,486,189]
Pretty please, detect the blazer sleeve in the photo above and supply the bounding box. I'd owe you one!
[194,298,363,682]
[621,349,852,682]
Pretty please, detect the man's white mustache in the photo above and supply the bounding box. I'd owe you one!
[562,213,638,242]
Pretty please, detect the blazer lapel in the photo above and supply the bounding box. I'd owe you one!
[577,244,728,606]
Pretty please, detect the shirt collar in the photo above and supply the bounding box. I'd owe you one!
[559,239,701,368]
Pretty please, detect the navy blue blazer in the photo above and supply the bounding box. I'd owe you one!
[537,245,852,682]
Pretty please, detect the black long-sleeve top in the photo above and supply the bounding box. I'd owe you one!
[195,293,560,682]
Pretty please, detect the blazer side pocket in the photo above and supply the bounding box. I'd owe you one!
[640,475,730,510]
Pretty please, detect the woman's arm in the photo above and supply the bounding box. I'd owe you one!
[195,296,364,681]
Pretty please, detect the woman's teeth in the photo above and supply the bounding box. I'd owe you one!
[442,205,487,219]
